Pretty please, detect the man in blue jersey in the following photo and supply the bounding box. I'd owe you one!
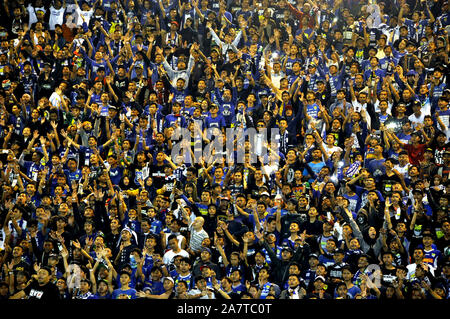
[204,104,226,134]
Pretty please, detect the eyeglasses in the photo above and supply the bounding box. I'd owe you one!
[257,124,265,127]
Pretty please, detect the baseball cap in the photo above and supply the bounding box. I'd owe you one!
[201,247,212,254]
[200,265,211,271]
[121,228,133,235]
[224,12,233,23]
[282,246,293,253]
[314,276,326,282]
[309,253,319,259]
[328,62,339,68]
[143,287,153,293]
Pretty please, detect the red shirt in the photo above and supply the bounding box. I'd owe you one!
[404,143,426,165]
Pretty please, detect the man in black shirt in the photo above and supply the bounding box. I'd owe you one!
[10,266,60,300]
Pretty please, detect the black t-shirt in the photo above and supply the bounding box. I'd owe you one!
[150,164,166,189]
[24,280,61,300]
[377,172,402,197]
[12,260,31,275]
[436,235,450,256]
[113,75,130,94]
[380,266,397,287]
[384,116,408,134]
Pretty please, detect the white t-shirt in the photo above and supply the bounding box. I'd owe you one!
[408,112,426,129]
[49,92,64,109]
[49,6,66,30]
[0,228,5,250]
[8,219,27,245]
[27,5,46,27]
[322,142,343,159]
[75,6,94,26]
[394,163,411,180]
[188,288,216,299]
[373,99,393,115]
[164,233,186,248]
[270,71,285,90]
[406,263,435,281]
[162,249,189,265]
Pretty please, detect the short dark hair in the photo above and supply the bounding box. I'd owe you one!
[167,234,178,242]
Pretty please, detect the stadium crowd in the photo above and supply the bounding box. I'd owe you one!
[0,0,449,300]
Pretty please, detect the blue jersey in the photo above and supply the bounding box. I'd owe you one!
[171,87,190,105]
[404,19,429,42]
[164,114,187,128]
[149,218,163,236]
[284,57,301,76]
[111,288,137,299]
[109,166,123,185]
[64,169,82,184]
[143,280,163,295]
[328,69,345,97]
[22,161,44,182]
[204,114,226,131]
[305,103,320,120]
[422,247,442,270]
[175,273,195,290]
[214,87,237,126]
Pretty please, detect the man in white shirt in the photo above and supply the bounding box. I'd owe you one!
[406,247,435,281]
[26,0,46,27]
[206,25,242,57]
[188,276,216,299]
[269,61,285,89]
[49,81,69,110]
[408,101,427,129]
[74,0,94,27]
[49,0,66,30]
[322,134,343,159]
[162,234,189,266]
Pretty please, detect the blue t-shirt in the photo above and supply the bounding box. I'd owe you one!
[111,288,137,299]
